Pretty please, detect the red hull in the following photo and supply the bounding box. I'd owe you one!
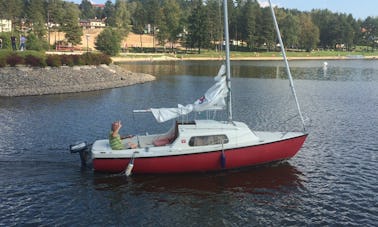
[93,134,307,174]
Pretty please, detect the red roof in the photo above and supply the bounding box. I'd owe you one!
[92,4,105,8]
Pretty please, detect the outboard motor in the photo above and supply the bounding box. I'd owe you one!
[69,141,90,167]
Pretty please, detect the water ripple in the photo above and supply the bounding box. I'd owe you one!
[1,60,378,226]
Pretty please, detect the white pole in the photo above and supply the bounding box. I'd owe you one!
[268,0,306,131]
[223,0,232,122]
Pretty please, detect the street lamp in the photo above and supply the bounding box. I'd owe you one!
[86,34,90,53]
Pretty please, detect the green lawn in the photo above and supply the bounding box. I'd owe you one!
[118,49,378,59]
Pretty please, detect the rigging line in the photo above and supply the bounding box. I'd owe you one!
[268,0,306,132]
[276,113,302,128]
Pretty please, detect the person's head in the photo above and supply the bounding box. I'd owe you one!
[111,121,122,131]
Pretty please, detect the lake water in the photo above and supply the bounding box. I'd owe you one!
[0,59,377,226]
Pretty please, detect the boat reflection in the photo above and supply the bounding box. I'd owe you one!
[92,162,304,194]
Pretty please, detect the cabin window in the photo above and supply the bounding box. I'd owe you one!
[189,135,229,147]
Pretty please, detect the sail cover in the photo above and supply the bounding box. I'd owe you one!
[151,65,228,123]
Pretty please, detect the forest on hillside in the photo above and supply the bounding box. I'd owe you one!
[0,0,377,53]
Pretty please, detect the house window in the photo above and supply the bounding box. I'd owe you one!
[189,135,228,147]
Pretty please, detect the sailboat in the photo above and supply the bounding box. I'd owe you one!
[72,0,308,175]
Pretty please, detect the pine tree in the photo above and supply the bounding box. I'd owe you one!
[104,0,116,26]
[240,0,259,50]
[80,0,95,19]
[61,2,83,45]
[27,0,46,38]
[187,0,210,53]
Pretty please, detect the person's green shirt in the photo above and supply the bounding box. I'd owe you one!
[109,131,124,150]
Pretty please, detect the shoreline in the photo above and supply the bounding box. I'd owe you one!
[0,64,156,97]
[111,55,378,62]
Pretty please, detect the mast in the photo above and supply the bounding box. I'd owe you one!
[223,0,232,122]
[268,0,306,131]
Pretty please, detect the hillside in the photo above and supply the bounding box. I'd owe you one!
[49,28,158,51]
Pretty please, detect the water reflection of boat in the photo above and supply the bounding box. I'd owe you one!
[92,163,304,194]
[73,0,307,175]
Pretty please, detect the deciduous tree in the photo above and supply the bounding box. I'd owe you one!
[298,13,319,51]
[95,28,122,56]
[114,0,131,36]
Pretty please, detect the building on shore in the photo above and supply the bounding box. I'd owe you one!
[80,18,106,29]
[0,19,12,32]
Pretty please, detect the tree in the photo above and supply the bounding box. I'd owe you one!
[256,7,275,51]
[157,0,182,51]
[61,2,83,45]
[346,14,360,50]
[46,0,65,48]
[339,14,357,51]
[114,0,131,36]
[26,0,46,38]
[298,14,319,51]
[130,1,147,34]
[206,0,223,51]
[186,0,210,53]
[0,32,11,49]
[26,33,49,51]
[104,0,116,26]
[129,1,147,49]
[95,28,122,56]
[46,0,65,28]
[155,7,168,49]
[0,0,23,22]
[311,9,337,49]
[144,0,161,50]
[361,16,378,51]
[240,0,259,50]
[280,12,300,49]
[227,0,238,43]
[80,0,95,19]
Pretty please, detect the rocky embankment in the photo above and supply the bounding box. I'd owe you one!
[0,64,155,97]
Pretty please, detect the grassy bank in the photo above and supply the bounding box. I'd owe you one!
[113,49,378,62]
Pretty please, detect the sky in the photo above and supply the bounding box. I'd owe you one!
[71,0,377,20]
[258,0,377,19]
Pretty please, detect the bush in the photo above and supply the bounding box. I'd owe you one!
[6,53,24,66]
[46,55,62,67]
[0,56,6,67]
[24,54,46,67]
[81,52,94,65]
[98,53,112,65]
[80,52,112,65]
[26,33,49,51]
[60,54,74,66]
[0,33,12,50]
[0,50,11,67]
[0,51,111,68]
[18,50,46,66]
[72,54,85,66]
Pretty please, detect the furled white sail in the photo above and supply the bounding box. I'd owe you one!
[150,65,228,123]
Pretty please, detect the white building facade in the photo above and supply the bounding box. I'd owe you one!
[0,19,12,32]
